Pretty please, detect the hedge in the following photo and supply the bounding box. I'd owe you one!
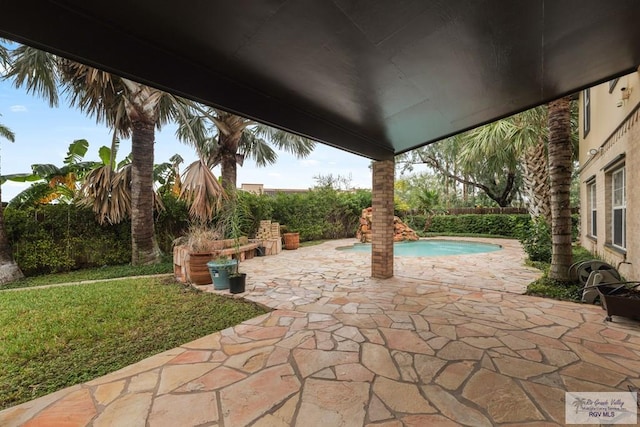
[244,188,372,241]
[404,213,579,240]
[4,205,132,276]
[2,189,371,276]
[4,189,578,276]
[427,214,532,237]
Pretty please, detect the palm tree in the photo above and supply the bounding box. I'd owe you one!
[460,107,554,214]
[177,106,316,191]
[407,133,521,207]
[511,108,551,222]
[0,42,9,70]
[400,106,554,213]
[77,135,133,225]
[547,96,573,281]
[5,45,194,265]
[0,120,24,283]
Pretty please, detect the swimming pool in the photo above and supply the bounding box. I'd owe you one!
[337,239,502,256]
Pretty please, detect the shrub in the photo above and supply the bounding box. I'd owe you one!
[516,217,552,263]
[155,194,190,252]
[4,205,131,276]
[421,214,532,237]
[245,188,371,241]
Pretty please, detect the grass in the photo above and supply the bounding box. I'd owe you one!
[525,245,597,302]
[299,239,330,248]
[0,262,174,290]
[0,278,269,410]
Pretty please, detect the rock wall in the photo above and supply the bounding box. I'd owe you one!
[356,207,419,243]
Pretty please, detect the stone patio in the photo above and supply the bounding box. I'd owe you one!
[2,237,639,426]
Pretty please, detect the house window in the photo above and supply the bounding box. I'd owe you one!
[583,88,591,137]
[612,167,626,248]
[589,182,597,237]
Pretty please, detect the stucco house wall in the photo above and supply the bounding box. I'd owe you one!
[579,71,639,280]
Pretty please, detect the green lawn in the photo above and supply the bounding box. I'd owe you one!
[0,278,269,410]
[0,262,174,290]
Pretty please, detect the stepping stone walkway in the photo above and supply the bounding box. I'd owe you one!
[2,238,640,426]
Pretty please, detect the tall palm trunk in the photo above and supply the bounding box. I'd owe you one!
[0,185,24,283]
[522,138,551,222]
[220,144,238,191]
[218,123,244,191]
[548,96,573,281]
[124,80,162,265]
[130,121,161,264]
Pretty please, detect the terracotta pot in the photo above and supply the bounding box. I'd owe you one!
[187,252,214,285]
[283,232,300,250]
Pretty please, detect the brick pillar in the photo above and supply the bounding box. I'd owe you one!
[371,159,394,278]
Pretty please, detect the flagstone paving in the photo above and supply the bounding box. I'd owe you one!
[2,237,640,426]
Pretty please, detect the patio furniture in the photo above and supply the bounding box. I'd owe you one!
[596,283,640,322]
[574,259,640,321]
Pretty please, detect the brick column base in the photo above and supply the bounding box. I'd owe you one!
[371,159,394,278]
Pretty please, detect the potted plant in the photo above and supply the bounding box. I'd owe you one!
[178,225,222,285]
[220,191,253,293]
[207,255,238,290]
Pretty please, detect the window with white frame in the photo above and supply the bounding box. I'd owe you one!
[589,182,597,237]
[583,88,591,137]
[612,167,626,248]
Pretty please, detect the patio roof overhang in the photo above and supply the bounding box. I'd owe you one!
[1,1,640,159]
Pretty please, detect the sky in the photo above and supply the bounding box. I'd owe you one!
[0,77,374,203]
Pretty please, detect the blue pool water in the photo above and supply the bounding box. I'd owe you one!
[338,239,502,257]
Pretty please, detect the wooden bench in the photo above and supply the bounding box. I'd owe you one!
[210,242,261,261]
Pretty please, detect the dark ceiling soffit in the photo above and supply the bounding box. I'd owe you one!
[0,1,395,161]
[392,67,638,158]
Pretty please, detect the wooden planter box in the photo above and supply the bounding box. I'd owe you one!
[173,239,260,284]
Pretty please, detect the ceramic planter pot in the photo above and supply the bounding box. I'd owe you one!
[207,259,238,290]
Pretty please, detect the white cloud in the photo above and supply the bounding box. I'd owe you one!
[10,105,27,113]
[300,159,319,166]
[268,172,282,177]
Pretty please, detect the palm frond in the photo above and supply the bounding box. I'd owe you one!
[59,59,131,137]
[239,132,276,167]
[0,122,15,142]
[0,42,10,70]
[253,125,316,159]
[179,159,226,222]
[174,104,214,149]
[78,164,131,225]
[5,45,60,107]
